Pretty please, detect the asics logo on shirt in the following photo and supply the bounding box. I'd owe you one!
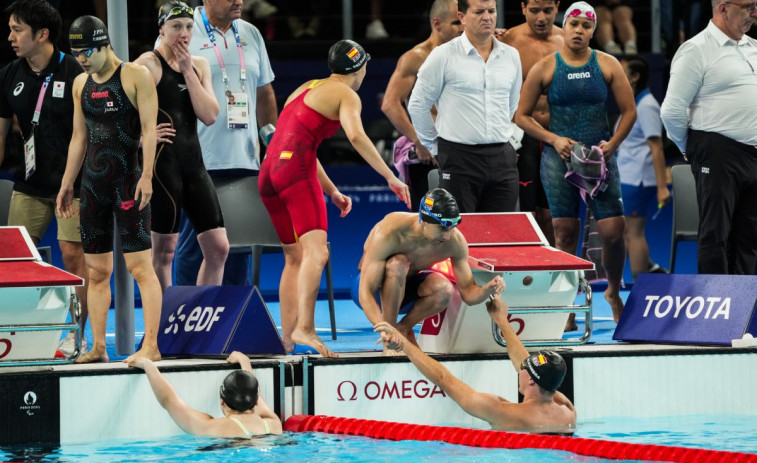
[567,72,591,80]
[13,82,24,96]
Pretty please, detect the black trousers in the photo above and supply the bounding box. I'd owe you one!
[688,130,757,274]
[436,138,518,213]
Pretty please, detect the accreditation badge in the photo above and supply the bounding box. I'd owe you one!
[226,90,249,129]
[23,129,36,180]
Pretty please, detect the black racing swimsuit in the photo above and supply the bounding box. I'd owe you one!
[80,64,151,254]
[151,50,224,235]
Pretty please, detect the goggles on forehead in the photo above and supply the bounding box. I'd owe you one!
[419,202,462,228]
[159,5,194,26]
[71,47,97,58]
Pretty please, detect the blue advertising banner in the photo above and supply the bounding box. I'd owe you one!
[614,274,757,345]
[155,286,284,355]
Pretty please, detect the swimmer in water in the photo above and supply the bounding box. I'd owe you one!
[376,294,576,432]
[128,351,282,437]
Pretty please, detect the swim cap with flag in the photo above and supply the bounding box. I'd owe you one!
[522,351,567,392]
[563,1,597,30]
[328,39,371,75]
[419,188,461,228]
[69,15,110,49]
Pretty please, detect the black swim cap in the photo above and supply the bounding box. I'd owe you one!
[522,351,567,392]
[220,370,259,412]
[69,15,110,49]
[328,40,370,75]
[158,1,194,27]
[419,188,461,228]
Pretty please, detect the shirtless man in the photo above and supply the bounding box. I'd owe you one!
[129,351,282,437]
[380,0,462,209]
[498,0,563,246]
[353,188,504,352]
[376,295,576,432]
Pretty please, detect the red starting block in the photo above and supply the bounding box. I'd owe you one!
[0,227,84,366]
[417,213,594,354]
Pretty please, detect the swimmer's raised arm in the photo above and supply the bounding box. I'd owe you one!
[128,357,216,435]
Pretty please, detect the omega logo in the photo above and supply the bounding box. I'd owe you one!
[336,379,446,401]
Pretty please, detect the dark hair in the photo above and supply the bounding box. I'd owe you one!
[623,55,649,95]
[220,370,259,412]
[458,0,470,13]
[522,0,558,4]
[5,0,62,43]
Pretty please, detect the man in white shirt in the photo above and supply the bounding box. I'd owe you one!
[660,1,757,275]
[381,0,462,210]
[408,0,522,213]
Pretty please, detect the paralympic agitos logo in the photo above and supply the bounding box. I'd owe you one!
[336,379,446,402]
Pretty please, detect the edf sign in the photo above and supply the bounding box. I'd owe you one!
[154,286,285,355]
[614,274,757,345]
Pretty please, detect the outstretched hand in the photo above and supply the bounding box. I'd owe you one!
[485,295,509,323]
[484,275,506,297]
[330,190,353,217]
[388,176,412,210]
[127,356,153,370]
[374,322,406,352]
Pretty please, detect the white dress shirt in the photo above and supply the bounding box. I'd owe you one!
[407,33,522,155]
[660,21,757,153]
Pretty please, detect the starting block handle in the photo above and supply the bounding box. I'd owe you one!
[492,278,593,348]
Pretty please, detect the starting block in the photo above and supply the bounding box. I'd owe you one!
[0,227,84,366]
[417,213,594,354]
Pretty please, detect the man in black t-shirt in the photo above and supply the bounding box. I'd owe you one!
[0,0,87,355]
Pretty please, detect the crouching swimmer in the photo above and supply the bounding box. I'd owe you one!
[375,295,576,432]
[353,188,504,354]
[128,351,282,437]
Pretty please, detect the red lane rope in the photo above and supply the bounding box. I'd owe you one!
[284,415,757,463]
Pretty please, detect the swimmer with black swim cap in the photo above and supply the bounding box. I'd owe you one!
[128,352,282,437]
[220,370,259,412]
[375,295,576,431]
[328,39,371,75]
[419,188,462,229]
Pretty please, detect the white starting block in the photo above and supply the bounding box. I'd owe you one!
[0,226,84,366]
[417,213,594,354]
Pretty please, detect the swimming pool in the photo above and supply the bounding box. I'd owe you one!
[2,414,754,462]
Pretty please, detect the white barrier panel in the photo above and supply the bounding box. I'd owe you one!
[312,359,516,428]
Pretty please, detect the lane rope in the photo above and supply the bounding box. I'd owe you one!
[284,415,757,463]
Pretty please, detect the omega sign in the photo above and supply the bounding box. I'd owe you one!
[337,379,446,401]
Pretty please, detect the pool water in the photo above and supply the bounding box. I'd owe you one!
[2,415,755,462]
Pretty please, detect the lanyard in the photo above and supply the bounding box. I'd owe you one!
[199,7,246,90]
[31,51,65,127]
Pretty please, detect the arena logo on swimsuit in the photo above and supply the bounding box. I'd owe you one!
[567,72,591,80]
[91,90,109,99]
[336,379,446,401]
[641,295,731,320]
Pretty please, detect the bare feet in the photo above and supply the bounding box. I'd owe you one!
[75,348,109,364]
[605,289,624,323]
[291,329,338,358]
[283,339,295,353]
[123,346,162,364]
[564,313,578,332]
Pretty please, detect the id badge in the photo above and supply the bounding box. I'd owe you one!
[226,90,249,129]
[24,131,36,180]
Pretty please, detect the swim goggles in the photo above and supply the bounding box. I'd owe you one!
[419,202,462,228]
[71,47,97,58]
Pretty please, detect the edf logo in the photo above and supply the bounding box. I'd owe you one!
[164,304,226,334]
